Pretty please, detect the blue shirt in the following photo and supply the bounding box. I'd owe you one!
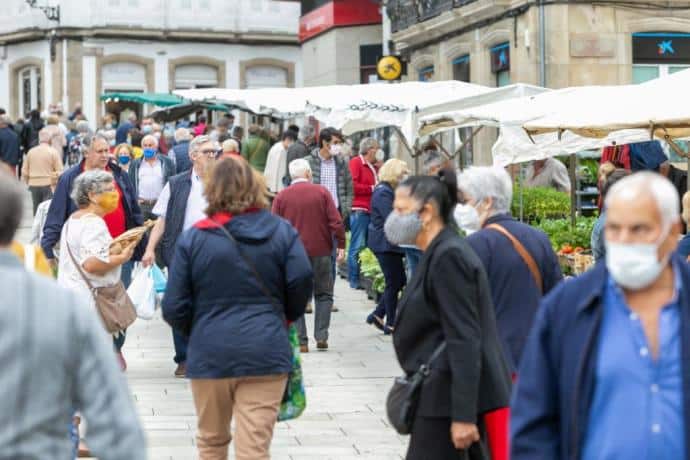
[678,234,690,261]
[583,266,685,459]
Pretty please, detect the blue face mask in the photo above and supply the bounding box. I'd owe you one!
[142,125,153,134]
[143,148,156,159]
[118,155,131,165]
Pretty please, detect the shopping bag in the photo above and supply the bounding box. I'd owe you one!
[278,324,306,421]
[127,265,156,320]
[151,264,167,293]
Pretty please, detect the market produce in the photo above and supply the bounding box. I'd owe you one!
[109,220,156,255]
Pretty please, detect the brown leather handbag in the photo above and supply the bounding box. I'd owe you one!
[65,221,137,334]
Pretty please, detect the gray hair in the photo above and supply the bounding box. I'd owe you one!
[70,170,114,208]
[141,134,158,147]
[0,114,11,126]
[38,128,52,144]
[76,120,91,134]
[289,158,312,180]
[174,127,191,142]
[0,171,24,244]
[189,135,212,154]
[222,138,239,152]
[457,166,513,215]
[359,137,378,155]
[605,171,680,229]
[298,125,314,142]
[82,133,109,151]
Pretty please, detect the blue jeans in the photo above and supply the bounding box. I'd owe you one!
[403,247,422,280]
[173,329,188,364]
[348,211,370,288]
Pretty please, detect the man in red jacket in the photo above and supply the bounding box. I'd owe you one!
[347,137,379,289]
[272,158,346,352]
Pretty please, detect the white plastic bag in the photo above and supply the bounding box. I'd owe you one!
[127,264,156,320]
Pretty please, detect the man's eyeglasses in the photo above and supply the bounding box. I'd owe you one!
[94,149,110,154]
[198,149,217,157]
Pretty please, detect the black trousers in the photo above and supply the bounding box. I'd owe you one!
[29,185,52,215]
[406,416,489,460]
[373,251,406,327]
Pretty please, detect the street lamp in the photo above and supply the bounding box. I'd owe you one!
[25,0,60,23]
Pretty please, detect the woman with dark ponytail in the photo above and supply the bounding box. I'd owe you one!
[386,168,511,459]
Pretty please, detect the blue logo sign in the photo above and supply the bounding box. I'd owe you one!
[658,40,675,55]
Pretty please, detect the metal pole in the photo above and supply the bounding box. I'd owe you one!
[539,0,546,87]
[519,163,524,222]
[570,154,577,227]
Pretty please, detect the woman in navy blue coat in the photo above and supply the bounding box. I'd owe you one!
[162,157,313,459]
[366,159,409,334]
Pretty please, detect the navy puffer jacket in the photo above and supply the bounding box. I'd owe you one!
[162,209,313,379]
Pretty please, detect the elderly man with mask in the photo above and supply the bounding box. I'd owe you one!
[128,134,176,221]
[512,172,690,460]
[457,166,561,374]
[143,135,216,377]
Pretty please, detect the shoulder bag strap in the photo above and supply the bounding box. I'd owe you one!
[212,220,285,317]
[486,223,543,294]
[64,220,97,292]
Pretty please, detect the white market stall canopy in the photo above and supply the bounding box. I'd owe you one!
[523,69,690,140]
[175,81,511,145]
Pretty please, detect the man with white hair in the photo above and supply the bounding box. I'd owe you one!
[172,127,193,172]
[512,171,690,460]
[128,134,176,221]
[272,158,345,353]
[21,128,64,214]
[143,135,216,377]
[457,166,561,374]
[221,138,240,158]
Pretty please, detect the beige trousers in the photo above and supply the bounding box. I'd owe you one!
[190,374,288,460]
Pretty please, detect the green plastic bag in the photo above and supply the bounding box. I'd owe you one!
[278,324,306,421]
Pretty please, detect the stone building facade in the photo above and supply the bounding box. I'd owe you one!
[0,0,302,127]
[388,0,690,164]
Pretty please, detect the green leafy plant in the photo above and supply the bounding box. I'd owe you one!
[533,216,597,252]
[511,187,571,223]
[359,248,385,294]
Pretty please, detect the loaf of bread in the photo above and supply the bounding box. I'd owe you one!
[109,220,156,255]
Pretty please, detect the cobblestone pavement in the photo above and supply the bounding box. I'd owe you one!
[17,189,408,460]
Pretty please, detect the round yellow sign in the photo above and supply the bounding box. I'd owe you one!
[377,55,403,81]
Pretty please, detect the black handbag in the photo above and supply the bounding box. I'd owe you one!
[386,341,446,435]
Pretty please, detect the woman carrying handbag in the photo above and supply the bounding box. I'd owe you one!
[163,156,313,460]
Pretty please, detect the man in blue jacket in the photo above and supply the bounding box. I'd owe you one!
[457,166,562,373]
[0,115,20,174]
[512,172,690,460]
[40,133,145,369]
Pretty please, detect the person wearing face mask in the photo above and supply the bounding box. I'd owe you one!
[142,135,216,377]
[114,143,133,173]
[128,134,176,222]
[41,133,146,370]
[348,137,380,290]
[387,169,511,459]
[457,166,561,375]
[512,171,690,460]
[365,158,408,335]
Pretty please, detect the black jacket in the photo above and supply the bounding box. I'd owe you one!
[128,154,176,199]
[393,227,511,423]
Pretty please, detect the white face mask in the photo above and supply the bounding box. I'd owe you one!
[454,204,481,235]
[329,143,342,156]
[605,229,669,290]
[375,149,385,162]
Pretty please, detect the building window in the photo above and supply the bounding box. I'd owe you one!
[418,65,434,81]
[632,32,690,83]
[174,64,218,89]
[452,55,470,82]
[245,66,288,89]
[18,66,41,116]
[360,44,382,84]
[490,42,510,87]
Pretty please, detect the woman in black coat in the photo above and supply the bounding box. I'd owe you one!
[366,158,409,334]
[384,170,511,459]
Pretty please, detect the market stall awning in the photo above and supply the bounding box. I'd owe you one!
[523,69,690,140]
[100,92,184,107]
[150,101,232,122]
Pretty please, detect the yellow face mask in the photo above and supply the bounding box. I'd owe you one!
[96,190,119,214]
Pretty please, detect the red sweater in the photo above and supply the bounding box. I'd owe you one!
[272,181,346,258]
[349,155,377,212]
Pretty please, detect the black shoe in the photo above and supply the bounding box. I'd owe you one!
[366,313,385,332]
[383,325,394,335]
